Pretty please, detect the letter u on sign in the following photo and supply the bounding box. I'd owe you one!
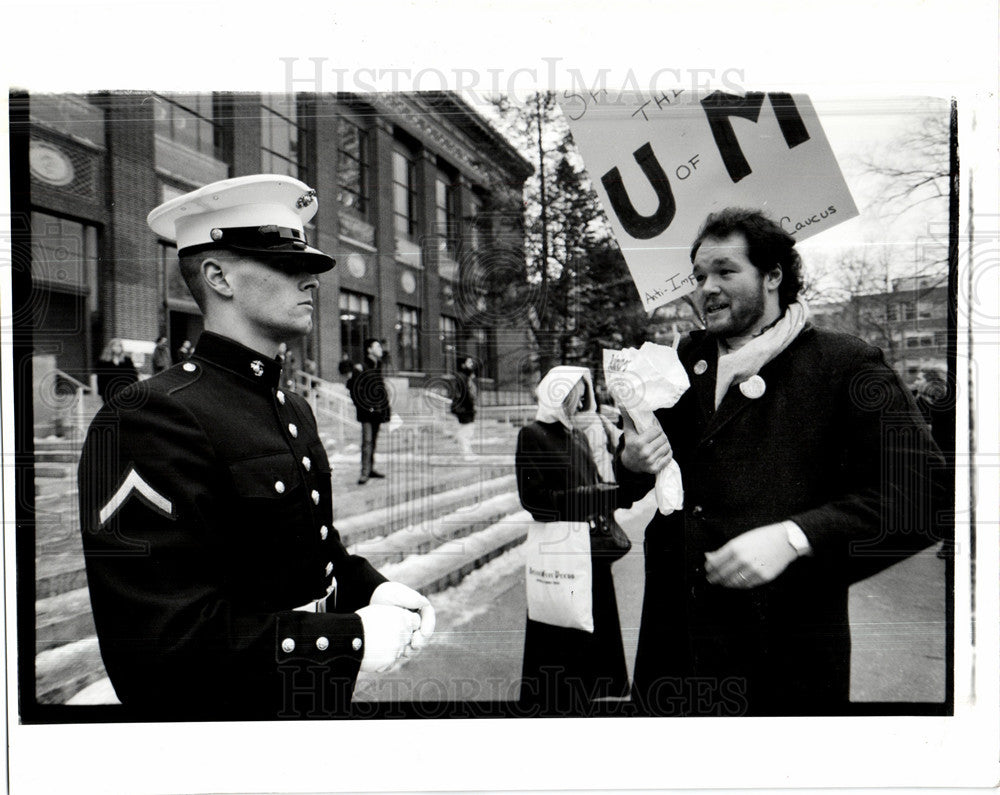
[601,142,677,239]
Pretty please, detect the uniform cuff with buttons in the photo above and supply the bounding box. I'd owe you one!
[275,612,365,672]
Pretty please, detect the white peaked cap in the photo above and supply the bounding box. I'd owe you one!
[147,174,334,272]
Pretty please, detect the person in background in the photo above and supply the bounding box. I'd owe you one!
[337,354,356,378]
[95,338,139,405]
[573,384,620,484]
[177,339,193,361]
[152,335,172,374]
[348,338,390,485]
[913,369,951,453]
[451,356,478,460]
[515,366,630,715]
[913,368,955,560]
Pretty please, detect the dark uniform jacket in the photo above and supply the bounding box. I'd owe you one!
[616,325,947,716]
[348,355,390,424]
[78,332,386,719]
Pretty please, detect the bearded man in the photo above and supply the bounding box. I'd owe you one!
[617,208,946,716]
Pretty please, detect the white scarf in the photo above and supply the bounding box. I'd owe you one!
[534,366,596,430]
[714,300,810,409]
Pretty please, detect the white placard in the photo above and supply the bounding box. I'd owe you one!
[561,90,859,311]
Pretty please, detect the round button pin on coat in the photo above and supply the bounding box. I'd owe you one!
[739,375,766,399]
[693,360,708,376]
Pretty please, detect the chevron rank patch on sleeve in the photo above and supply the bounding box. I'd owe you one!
[98,466,175,526]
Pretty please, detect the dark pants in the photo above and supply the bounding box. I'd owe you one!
[361,421,381,477]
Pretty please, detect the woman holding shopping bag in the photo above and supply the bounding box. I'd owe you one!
[514,366,630,716]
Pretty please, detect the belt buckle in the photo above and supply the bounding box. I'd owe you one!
[315,579,337,613]
[293,580,337,614]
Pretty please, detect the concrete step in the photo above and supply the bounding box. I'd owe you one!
[327,455,513,523]
[35,478,79,500]
[337,474,517,547]
[36,587,98,653]
[35,450,80,464]
[351,491,522,569]
[66,675,119,705]
[34,462,77,479]
[377,510,532,595]
[35,636,109,705]
[34,437,84,452]
[36,553,91,600]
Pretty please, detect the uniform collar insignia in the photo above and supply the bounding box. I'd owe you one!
[191,332,283,390]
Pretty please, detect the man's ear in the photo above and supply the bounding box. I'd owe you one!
[764,265,783,293]
[202,258,234,299]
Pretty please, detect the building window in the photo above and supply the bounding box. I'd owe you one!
[339,290,372,366]
[159,242,190,303]
[31,210,99,306]
[466,327,491,379]
[153,94,221,159]
[338,117,369,216]
[469,194,486,250]
[396,305,421,371]
[261,94,303,178]
[898,302,916,321]
[440,315,458,371]
[933,330,948,347]
[435,172,459,257]
[393,149,418,239]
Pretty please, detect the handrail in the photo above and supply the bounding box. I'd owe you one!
[54,369,92,393]
[292,371,357,446]
[52,368,93,436]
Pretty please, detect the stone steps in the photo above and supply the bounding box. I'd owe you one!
[350,491,522,569]
[35,637,110,705]
[36,587,98,653]
[337,473,517,547]
[377,510,532,595]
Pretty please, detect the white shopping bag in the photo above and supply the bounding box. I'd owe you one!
[524,521,594,633]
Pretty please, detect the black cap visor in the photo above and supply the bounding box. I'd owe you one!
[179,225,335,273]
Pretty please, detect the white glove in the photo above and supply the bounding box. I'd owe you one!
[355,604,421,673]
[370,581,436,653]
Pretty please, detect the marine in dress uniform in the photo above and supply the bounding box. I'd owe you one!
[78,175,434,719]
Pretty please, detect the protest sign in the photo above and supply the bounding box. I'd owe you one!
[561,91,858,311]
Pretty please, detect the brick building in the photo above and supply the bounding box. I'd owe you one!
[811,275,949,384]
[20,91,533,413]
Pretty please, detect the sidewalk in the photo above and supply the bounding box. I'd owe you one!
[355,493,948,705]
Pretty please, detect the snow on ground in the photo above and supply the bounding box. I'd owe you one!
[424,542,527,631]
